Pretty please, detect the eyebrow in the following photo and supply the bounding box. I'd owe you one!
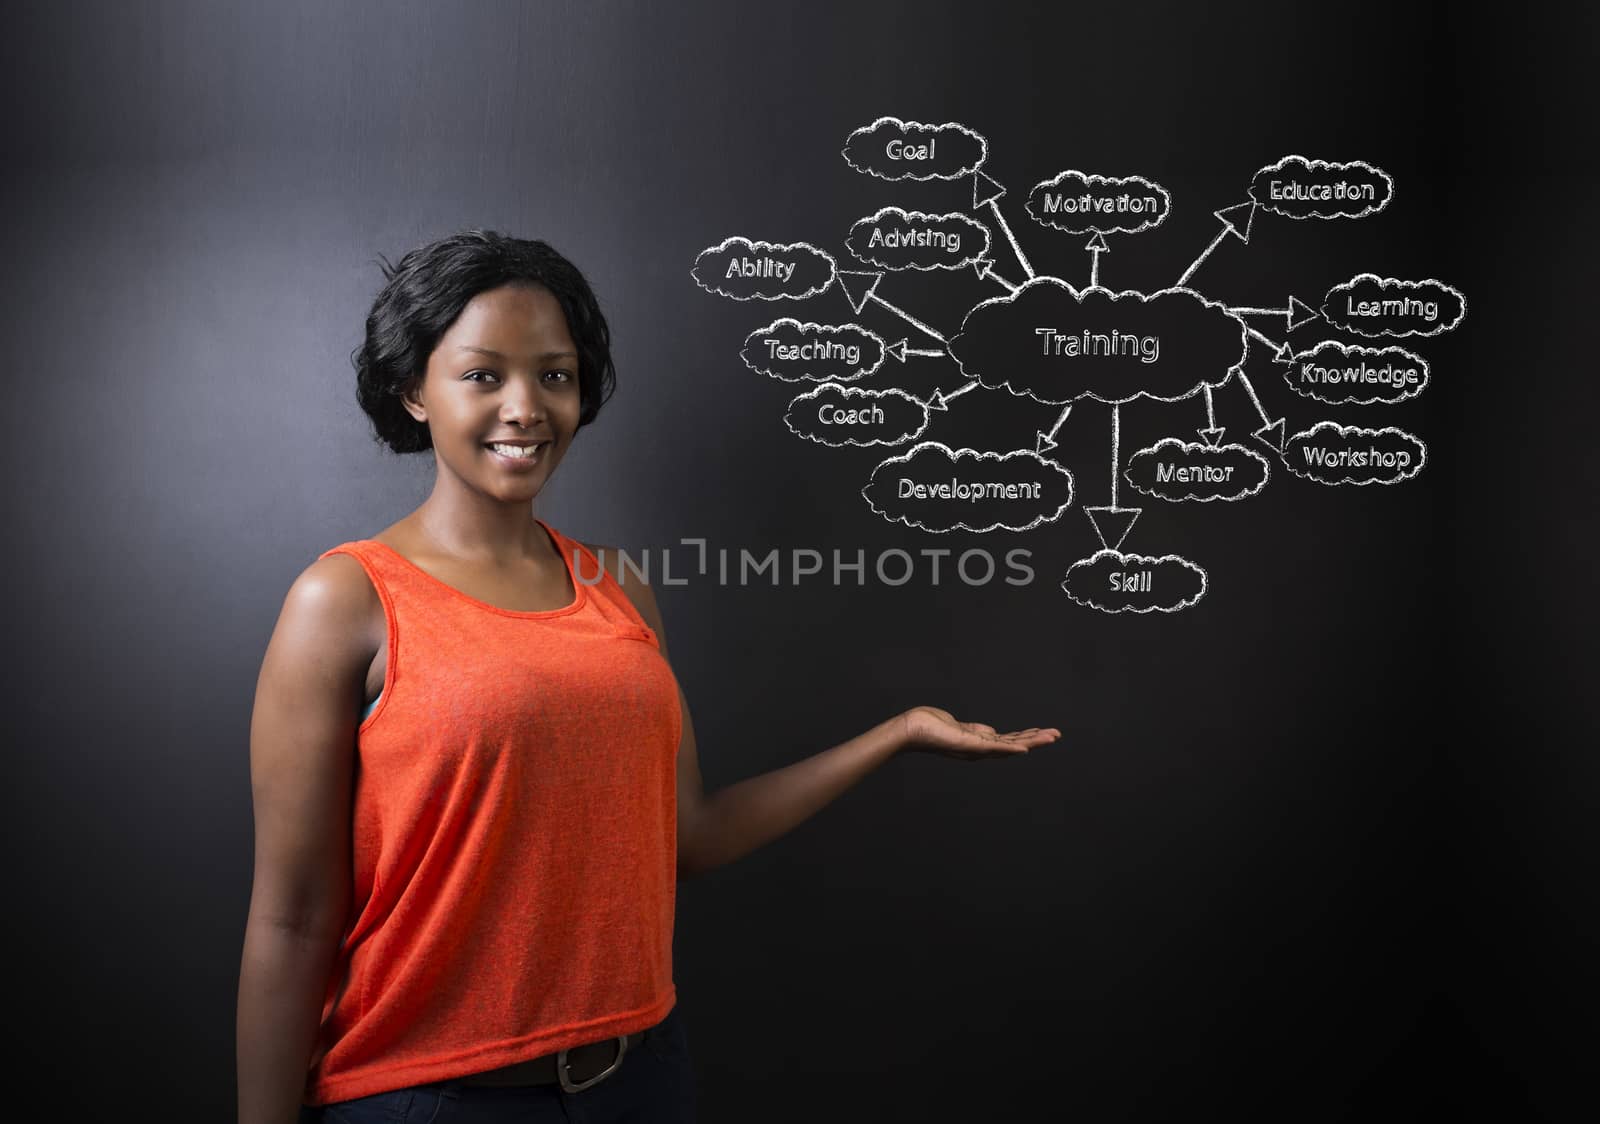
[455,346,578,361]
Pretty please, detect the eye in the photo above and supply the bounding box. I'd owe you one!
[544,369,573,383]
[464,369,499,383]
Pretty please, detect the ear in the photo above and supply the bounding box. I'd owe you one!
[399,375,426,424]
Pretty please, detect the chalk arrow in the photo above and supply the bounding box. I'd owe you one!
[1253,418,1286,454]
[1175,201,1257,288]
[971,170,1005,210]
[871,291,947,344]
[1245,325,1291,359]
[1199,383,1225,446]
[1215,201,1257,243]
[971,172,1036,279]
[1287,295,1319,331]
[1228,295,1321,336]
[1035,403,1073,454]
[1086,232,1109,288]
[972,257,1020,294]
[1084,506,1142,553]
[926,380,979,412]
[886,338,944,362]
[836,270,883,316]
[840,274,947,345]
[1233,369,1285,453]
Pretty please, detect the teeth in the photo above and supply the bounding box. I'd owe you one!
[490,443,540,459]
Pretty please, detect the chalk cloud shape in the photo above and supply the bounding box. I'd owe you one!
[741,319,886,383]
[1061,549,1208,613]
[692,237,836,301]
[1320,273,1466,338]
[845,207,992,271]
[842,116,988,181]
[862,442,1074,533]
[1025,170,1172,235]
[1250,155,1394,220]
[1123,439,1270,502]
[784,383,929,448]
[1285,340,1430,405]
[947,279,1246,405]
[1282,421,1427,486]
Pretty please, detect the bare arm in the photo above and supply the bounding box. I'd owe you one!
[237,555,375,1124]
[591,545,1060,879]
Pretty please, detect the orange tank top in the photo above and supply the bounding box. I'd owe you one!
[302,520,683,1105]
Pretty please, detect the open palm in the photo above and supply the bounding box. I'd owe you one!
[899,706,1060,761]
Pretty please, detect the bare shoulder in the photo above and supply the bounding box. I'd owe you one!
[258,552,383,702]
[287,552,382,649]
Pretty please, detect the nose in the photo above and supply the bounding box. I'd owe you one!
[497,375,550,427]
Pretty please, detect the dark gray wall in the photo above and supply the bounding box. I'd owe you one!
[4,1,1593,1120]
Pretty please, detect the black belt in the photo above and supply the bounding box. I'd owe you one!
[458,1028,649,1092]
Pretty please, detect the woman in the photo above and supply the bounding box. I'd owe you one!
[236,230,1060,1124]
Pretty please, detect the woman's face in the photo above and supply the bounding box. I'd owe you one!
[403,283,583,501]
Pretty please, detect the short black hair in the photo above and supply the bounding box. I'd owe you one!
[354,229,616,453]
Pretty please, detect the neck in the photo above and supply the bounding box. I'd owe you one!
[412,477,554,565]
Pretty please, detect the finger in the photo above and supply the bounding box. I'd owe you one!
[962,733,1029,753]
[991,731,1054,749]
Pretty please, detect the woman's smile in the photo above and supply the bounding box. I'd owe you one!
[484,440,549,468]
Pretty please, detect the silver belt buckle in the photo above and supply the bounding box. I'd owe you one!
[557,1034,629,1093]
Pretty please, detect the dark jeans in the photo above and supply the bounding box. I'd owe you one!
[301,1005,696,1123]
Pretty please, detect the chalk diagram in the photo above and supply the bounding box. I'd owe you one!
[692,117,1466,613]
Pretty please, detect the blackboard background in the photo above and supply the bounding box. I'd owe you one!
[3,2,1593,1120]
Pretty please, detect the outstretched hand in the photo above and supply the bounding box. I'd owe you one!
[896,705,1061,761]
